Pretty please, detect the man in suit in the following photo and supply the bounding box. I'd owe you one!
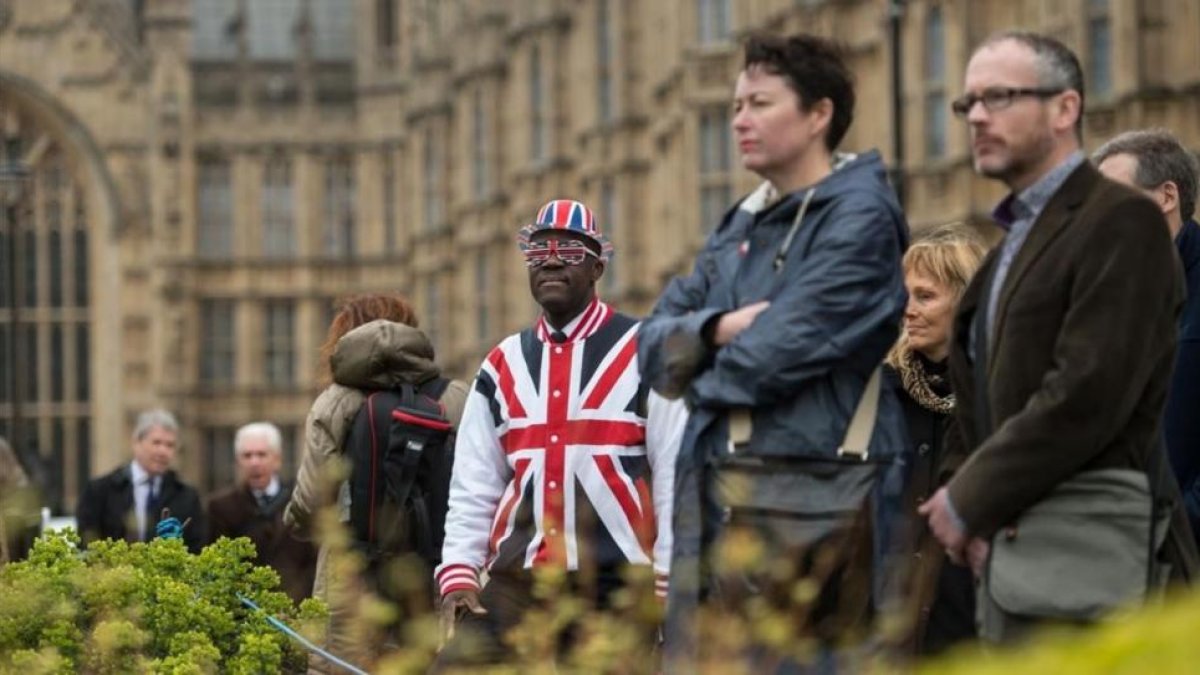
[919,31,1196,639]
[1093,129,1200,541]
[208,422,316,602]
[77,409,206,553]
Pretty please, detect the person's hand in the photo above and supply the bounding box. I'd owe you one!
[918,487,968,565]
[713,301,770,346]
[966,536,990,578]
[438,589,486,650]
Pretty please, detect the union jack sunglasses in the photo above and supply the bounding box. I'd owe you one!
[522,239,600,268]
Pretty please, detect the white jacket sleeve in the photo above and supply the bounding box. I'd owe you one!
[435,383,511,597]
[645,389,688,598]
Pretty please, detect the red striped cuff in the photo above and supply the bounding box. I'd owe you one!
[436,563,480,597]
[654,573,669,599]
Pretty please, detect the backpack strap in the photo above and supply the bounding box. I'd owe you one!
[420,376,452,400]
[417,377,452,419]
[388,403,431,509]
[385,379,452,558]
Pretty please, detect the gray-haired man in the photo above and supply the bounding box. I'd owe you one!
[77,409,207,552]
[1095,129,1200,540]
[208,422,316,601]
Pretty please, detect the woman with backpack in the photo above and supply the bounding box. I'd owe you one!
[284,294,469,673]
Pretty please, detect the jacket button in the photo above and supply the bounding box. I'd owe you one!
[917,442,931,456]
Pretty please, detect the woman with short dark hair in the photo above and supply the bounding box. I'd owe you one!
[640,31,911,669]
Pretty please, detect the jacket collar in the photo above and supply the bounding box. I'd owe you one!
[988,161,1098,368]
[991,152,1085,231]
[1176,219,1200,271]
[535,298,612,344]
[114,463,182,501]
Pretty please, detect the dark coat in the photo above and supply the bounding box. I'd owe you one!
[946,162,1198,579]
[1,484,40,563]
[639,151,910,660]
[207,482,317,603]
[1166,219,1200,537]
[884,361,974,656]
[77,464,207,554]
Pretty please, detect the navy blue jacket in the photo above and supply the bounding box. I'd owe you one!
[1167,219,1200,537]
[639,151,910,657]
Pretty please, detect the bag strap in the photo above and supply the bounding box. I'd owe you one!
[727,366,882,460]
[726,187,879,460]
[836,367,882,460]
[1138,436,1197,587]
[381,380,451,550]
[773,188,817,273]
[385,385,433,514]
[1145,440,1164,590]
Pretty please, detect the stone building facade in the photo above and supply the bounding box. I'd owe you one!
[0,0,1194,506]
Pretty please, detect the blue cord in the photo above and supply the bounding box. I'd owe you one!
[148,519,368,674]
[237,594,369,675]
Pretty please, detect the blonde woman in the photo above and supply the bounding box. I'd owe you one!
[883,226,985,656]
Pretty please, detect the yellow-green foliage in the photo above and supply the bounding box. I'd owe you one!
[919,589,1200,675]
[0,530,327,673]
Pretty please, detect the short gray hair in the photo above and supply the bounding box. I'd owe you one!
[978,31,1085,138]
[1093,128,1200,220]
[132,408,179,442]
[234,422,283,458]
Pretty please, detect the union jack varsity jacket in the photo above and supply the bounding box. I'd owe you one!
[436,299,686,599]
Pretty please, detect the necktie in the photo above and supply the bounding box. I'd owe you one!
[550,331,567,344]
[144,478,160,541]
[257,492,272,510]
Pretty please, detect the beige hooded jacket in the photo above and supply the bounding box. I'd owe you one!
[283,319,467,671]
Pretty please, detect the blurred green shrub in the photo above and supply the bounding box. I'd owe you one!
[0,530,326,673]
[917,588,1200,675]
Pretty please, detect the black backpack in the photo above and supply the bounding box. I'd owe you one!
[347,378,453,582]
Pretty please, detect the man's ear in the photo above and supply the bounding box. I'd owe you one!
[591,259,606,283]
[1054,91,1082,135]
[1157,180,1180,216]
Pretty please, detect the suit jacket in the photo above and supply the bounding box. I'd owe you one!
[77,464,207,553]
[207,482,317,603]
[1166,219,1200,536]
[946,162,1194,558]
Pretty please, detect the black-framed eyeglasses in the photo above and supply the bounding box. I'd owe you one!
[950,87,1065,118]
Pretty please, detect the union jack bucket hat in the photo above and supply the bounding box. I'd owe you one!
[517,198,613,262]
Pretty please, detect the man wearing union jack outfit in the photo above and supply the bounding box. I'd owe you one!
[433,199,687,667]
